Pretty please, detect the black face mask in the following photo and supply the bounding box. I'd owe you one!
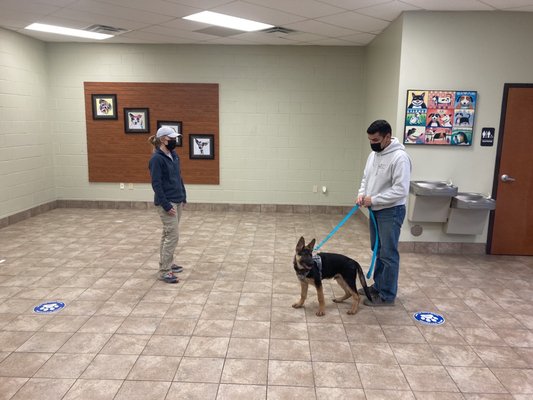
[370,142,384,152]
[165,140,177,151]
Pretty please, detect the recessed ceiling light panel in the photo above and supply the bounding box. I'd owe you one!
[25,23,113,40]
[183,11,273,32]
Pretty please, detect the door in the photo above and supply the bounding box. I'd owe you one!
[488,84,533,255]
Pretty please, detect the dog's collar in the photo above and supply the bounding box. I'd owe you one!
[296,254,323,281]
[296,254,322,279]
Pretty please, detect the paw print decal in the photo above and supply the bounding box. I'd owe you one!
[33,301,66,314]
[413,311,445,325]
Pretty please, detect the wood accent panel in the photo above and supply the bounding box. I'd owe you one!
[84,82,219,184]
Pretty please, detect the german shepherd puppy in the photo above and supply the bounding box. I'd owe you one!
[292,237,372,316]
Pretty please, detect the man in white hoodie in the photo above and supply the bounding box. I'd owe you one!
[357,120,411,306]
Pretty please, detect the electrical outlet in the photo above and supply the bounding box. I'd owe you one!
[120,183,125,190]
[313,185,318,193]
[128,183,133,190]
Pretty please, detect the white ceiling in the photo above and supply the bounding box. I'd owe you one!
[1,0,533,46]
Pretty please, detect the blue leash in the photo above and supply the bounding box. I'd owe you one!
[314,204,379,280]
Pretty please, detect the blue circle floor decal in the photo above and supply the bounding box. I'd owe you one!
[413,311,445,325]
[34,301,65,314]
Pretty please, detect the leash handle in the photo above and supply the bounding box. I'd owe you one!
[366,208,378,280]
[313,204,360,251]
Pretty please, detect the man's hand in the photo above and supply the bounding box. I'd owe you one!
[356,195,372,207]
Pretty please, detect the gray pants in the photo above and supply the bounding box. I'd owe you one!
[157,202,183,276]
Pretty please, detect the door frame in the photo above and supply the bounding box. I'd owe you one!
[486,83,533,254]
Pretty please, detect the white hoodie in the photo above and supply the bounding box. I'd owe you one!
[358,137,412,211]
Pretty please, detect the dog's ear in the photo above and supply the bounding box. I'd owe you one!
[306,238,316,250]
[296,237,305,252]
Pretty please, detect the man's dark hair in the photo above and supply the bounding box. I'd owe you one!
[367,120,392,137]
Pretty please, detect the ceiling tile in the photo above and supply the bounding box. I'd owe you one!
[318,11,390,32]
[357,0,422,21]
[400,0,494,11]
[505,5,533,10]
[140,24,219,40]
[244,0,345,18]
[166,0,234,8]
[315,0,393,11]
[0,0,61,14]
[340,32,377,44]
[212,1,306,26]
[476,0,533,8]
[94,0,198,17]
[115,29,198,43]
[202,36,258,44]
[67,0,176,24]
[285,19,359,37]
[50,8,157,30]
[309,37,361,45]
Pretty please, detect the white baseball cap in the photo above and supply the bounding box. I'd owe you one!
[156,126,181,138]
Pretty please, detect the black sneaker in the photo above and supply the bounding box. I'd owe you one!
[363,296,395,307]
[158,272,179,284]
[358,286,378,296]
[171,264,184,273]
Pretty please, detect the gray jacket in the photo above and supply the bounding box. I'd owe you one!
[358,138,412,211]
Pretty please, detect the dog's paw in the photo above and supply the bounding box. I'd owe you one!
[316,310,325,317]
[332,298,343,303]
[347,310,356,315]
[292,302,303,309]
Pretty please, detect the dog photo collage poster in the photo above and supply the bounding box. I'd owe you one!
[404,90,477,146]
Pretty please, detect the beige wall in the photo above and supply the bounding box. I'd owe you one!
[396,11,533,243]
[0,29,55,220]
[360,16,404,209]
[46,43,366,206]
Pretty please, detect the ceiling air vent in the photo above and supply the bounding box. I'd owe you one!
[85,24,129,35]
[261,26,296,35]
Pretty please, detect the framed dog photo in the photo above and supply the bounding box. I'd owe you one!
[92,94,117,119]
[157,121,183,146]
[124,108,150,133]
[189,134,214,159]
[403,89,477,146]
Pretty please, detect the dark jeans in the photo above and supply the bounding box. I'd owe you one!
[369,205,406,302]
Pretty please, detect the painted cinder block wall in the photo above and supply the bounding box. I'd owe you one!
[46,44,366,208]
[0,29,55,220]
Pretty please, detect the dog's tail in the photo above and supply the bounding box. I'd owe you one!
[355,262,372,301]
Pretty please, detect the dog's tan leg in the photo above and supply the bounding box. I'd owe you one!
[336,278,360,315]
[348,291,360,315]
[332,276,352,303]
[316,285,326,316]
[292,281,308,309]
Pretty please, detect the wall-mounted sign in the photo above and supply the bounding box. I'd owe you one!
[480,127,495,146]
[404,90,477,146]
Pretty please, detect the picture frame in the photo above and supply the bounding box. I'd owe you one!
[91,94,117,119]
[189,134,215,159]
[403,89,477,146]
[157,120,183,146]
[124,108,150,133]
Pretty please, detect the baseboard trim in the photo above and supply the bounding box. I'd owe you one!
[398,241,486,255]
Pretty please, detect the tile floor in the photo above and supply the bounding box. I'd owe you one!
[0,208,532,400]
